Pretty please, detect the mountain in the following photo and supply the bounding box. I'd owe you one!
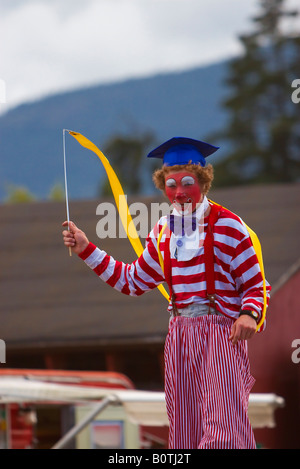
[0,60,230,201]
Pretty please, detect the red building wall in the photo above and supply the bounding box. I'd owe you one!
[248,269,300,449]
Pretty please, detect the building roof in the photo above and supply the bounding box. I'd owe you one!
[0,183,299,352]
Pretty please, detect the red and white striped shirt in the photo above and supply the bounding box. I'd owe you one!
[79,204,270,325]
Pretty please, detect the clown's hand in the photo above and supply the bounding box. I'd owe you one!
[62,221,89,255]
[229,315,257,346]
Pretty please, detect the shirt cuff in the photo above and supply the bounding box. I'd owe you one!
[78,242,97,260]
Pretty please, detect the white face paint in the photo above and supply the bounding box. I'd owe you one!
[181,175,195,187]
[165,178,176,188]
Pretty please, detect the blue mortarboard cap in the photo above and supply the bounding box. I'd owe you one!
[147,137,219,167]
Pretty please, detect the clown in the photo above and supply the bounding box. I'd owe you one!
[62,137,270,449]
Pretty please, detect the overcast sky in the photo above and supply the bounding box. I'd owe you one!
[0,0,299,114]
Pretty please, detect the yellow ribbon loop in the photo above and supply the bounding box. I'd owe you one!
[67,131,266,327]
[68,130,170,301]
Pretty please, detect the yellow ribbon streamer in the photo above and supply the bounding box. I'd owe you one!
[68,130,266,329]
[68,130,170,301]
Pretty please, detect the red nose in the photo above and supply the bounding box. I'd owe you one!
[175,191,186,201]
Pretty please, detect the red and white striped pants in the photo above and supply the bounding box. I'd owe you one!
[164,315,256,449]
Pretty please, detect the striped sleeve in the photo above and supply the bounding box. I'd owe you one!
[78,222,165,296]
[229,222,271,323]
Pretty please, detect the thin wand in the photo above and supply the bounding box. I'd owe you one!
[63,129,72,256]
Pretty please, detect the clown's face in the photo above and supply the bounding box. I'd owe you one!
[165,170,203,214]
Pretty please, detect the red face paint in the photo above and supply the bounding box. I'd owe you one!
[165,171,202,213]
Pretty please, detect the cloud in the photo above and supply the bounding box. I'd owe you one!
[0,0,299,114]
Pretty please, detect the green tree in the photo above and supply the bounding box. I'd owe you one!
[48,183,64,201]
[100,132,156,196]
[5,185,36,203]
[214,0,300,187]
